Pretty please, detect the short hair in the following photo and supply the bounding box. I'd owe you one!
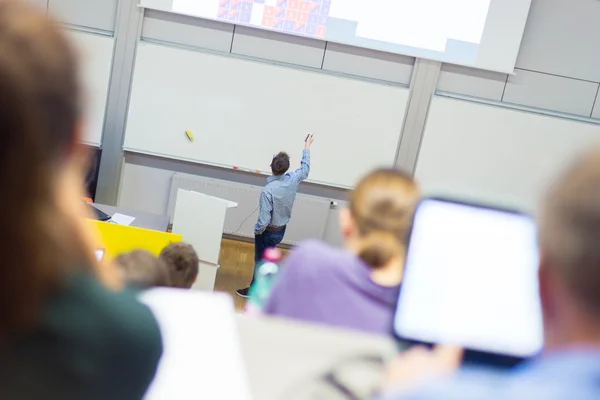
[159,242,199,289]
[114,250,171,288]
[538,147,600,314]
[271,152,290,176]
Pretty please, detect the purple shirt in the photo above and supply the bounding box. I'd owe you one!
[263,240,400,335]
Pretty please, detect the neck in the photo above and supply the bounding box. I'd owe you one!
[346,238,404,287]
[544,304,600,353]
[370,257,404,287]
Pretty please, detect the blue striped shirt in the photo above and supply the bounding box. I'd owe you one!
[254,150,310,235]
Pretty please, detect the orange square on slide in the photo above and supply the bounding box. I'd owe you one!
[264,6,276,16]
[299,1,310,12]
[288,0,299,9]
[263,16,274,26]
[286,9,296,19]
[296,12,307,22]
[316,26,326,37]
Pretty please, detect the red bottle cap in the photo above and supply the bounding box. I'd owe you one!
[263,247,282,262]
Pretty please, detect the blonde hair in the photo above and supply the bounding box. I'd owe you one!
[114,250,171,288]
[350,169,419,268]
[159,242,199,289]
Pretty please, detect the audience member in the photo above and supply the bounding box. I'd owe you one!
[159,242,200,289]
[0,2,161,398]
[382,147,600,399]
[263,168,419,334]
[115,249,171,288]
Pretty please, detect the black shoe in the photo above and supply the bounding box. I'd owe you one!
[236,287,250,298]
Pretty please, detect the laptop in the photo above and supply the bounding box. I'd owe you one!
[86,203,112,222]
[393,197,544,366]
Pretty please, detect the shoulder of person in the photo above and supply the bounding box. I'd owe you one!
[386,368,516,400]
[285,240,352,273]
[44,273,162,383]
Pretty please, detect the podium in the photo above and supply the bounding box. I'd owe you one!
[171,189,237,291]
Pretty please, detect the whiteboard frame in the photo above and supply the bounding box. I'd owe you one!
[415,93,600,213]
[435,91,600,127]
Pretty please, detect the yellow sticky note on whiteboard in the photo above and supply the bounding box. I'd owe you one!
[185,130,194,142]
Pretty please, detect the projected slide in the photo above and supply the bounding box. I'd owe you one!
[165,0,531,73]
[174,0,490,60]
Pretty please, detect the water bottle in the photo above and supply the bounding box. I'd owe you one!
[246,247,282,314]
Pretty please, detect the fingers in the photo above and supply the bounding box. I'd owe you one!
[380,345,463,394]
[433,345,464,369]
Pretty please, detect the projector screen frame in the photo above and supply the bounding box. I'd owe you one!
[137,0,532,74]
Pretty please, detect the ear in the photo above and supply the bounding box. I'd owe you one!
[339,208,354,239]
[538,255,555,323]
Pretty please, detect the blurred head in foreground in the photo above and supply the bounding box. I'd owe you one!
[159,242,199,289]
[340,168,419,284]
[0,0,116,335]
[538,147,600,349]
[114,250,171,288]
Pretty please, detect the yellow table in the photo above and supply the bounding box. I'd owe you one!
[90,220,182,257]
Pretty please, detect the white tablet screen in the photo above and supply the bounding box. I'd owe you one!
[394,199,544,357]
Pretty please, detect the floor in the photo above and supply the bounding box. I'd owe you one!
[215,238,288,310]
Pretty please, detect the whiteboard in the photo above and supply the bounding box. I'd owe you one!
[66,30,114,147]
[416,96,600,212]
[124,42,409,188]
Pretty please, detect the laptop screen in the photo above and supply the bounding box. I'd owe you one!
[394,198,544,358]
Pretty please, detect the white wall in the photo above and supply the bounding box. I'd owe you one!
[437,0,600,118]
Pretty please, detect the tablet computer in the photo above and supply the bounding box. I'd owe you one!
[393,197,544,365]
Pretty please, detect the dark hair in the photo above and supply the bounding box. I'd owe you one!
[0,1,91,334]
[114,250,171,288]
[271,152,290,176]
[350,169,419,268]
[159,242,199,289]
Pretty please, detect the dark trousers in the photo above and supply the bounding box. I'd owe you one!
[251,226,286,285]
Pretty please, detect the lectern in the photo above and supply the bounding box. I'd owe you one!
[171,189,237,290]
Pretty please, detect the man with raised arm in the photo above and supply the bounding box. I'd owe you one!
[237,135,314,297]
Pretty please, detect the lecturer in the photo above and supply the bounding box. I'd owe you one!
[237,135,314,297]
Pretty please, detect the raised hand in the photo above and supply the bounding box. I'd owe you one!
[305,134,314,149]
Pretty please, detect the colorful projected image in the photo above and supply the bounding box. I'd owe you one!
[217,0,330,38]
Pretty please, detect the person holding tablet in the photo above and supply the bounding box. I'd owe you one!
[381,148,600,399]
[0,3,161,398]
[262,169,420,334]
